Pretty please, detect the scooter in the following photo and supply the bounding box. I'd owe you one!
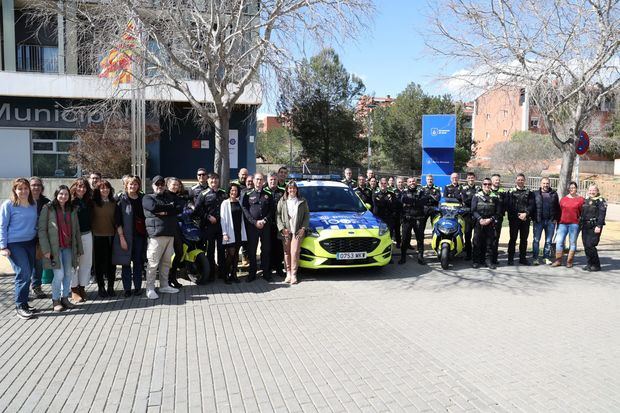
[430,199,468,269]
[173,207,211,284]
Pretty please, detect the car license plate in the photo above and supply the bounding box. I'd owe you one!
[336,252,367,260]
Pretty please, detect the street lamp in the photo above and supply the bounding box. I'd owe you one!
[366,103,377,170]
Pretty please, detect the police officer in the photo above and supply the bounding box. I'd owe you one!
[471,178,500,269]
[422,174,441,228]
[490,174,507,265]
[241,173,274,282]
[190,168,209,203]
[399,177,427,265]
[387,176,395,190]
[443,172,463,201]
[366,169,375,181]
[507,173,535,265]
[230,168,249,189]
[460,172,481,260]
[581,184,607,272]
[393,177,406,245]
[373,178,398,249]
[238,174,254,267]
[341,168,357,189]
[276,166,288,190]
[194,172,228,282]
[368,176,378,193]
[267,172,285,277]
[355,175,373,207]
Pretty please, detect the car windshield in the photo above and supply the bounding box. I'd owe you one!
[299,184,367,213]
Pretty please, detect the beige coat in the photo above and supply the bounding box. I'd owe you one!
[38,203,83,270]
[276,197,310,240]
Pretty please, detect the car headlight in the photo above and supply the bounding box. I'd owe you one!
[378,221,389,236]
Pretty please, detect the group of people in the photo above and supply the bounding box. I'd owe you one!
[343,169,607,271]
[0,166,310,320]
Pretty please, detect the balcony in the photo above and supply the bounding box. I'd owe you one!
[16,45,59,73]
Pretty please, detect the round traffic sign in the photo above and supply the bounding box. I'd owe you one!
[576,131,589,155]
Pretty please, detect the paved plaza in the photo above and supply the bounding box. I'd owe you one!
[0,229,618,412]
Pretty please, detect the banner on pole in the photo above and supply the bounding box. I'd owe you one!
[422,114,457,191]
[229,129,239,169]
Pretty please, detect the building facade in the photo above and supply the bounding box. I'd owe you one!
[0,1,260,179]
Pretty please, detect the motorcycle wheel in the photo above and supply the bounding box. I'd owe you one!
[440,243,450,270]
[196,252,211,283]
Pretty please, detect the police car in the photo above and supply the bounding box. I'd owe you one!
[296,180,392,269]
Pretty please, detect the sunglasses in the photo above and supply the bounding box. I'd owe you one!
[197,173,206,176]
[483,183,492,186]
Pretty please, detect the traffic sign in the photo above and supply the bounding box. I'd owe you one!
[576,131,589,155]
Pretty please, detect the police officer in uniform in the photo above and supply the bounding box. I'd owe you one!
[190,168,209,203]
[373,178,398,249]
[267,172,285,277]
[355,175,373,207]
[460,172,480,260]
[230,168,249,189]
[399,177,427,265]
[471,178,500,269]
[443,172,463,201]
[393,177,405,246]
[277,166,288,189]
[581,184,607,272]
[490,174,507,265]
[241,173,274,282]
[422,174,441,229]
[194,172,228,282]
[507,173,535,265]
[341,168,357,189]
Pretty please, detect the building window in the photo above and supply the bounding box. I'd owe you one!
[503,130,508,137]
[519,88,526,106]
[485,132,490,140]
[486,113,490,120]
[530,118,539,128]
[503,110,508,118]
[31,130,79,177]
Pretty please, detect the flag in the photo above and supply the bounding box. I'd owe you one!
[99,20,139,85]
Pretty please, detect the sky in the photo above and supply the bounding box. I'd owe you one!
[259,0,464,114]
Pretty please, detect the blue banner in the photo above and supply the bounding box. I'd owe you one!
[422,114,456,148]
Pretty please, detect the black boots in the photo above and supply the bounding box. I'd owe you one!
[168,268,183,289]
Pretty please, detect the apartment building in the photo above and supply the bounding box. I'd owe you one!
[0,1,260,179]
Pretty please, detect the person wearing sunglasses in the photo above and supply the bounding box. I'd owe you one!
[471,178,501,269]
[190,168,209,204]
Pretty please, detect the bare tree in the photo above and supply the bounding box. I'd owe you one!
[29,0,373,184]
[426,0,620,195]
[489,131,561,176]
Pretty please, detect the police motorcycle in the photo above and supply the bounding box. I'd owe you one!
[173,206,211,283]
[430,198,468,269]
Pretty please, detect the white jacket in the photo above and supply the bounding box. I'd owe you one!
[220,199,247,245]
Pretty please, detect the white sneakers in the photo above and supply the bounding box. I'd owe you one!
[159,286,179,294]
[146,289,159,299]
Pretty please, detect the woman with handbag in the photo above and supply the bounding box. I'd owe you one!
[552,181,584,268]
[38,185,83,312]
[112,175,147,297]
[276,181,310,284]
[220,183,246,284]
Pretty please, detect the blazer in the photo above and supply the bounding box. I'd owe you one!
[276,197,310,240]
[220,199,247,245]
[38,204,83,270]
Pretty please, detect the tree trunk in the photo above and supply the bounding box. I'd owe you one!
[213,111,231,186]
[557,138,576,197]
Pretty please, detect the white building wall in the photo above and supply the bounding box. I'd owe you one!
[0,128,31,177]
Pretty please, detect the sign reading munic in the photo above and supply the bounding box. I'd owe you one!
[0,97,104,129]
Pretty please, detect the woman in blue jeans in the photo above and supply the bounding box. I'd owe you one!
[0,178,39,319]
[552,182,584,268]
[38,185,83,312]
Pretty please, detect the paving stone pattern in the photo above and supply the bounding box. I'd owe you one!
[0,246,618,412]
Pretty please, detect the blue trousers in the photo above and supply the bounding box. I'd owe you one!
[7,240,36,306]
[52,248,73,300]
[532,220,555,259]
[121,235,146,292]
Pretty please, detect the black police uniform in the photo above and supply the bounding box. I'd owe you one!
[373,188,398,242]
[393,187,403,245]
[422,184,441,229]
[507,186,535,264]
[355,185,374,207]
[490,186,507,264]
[190,183,209,204]
[580,196,607,271]
[460,184,481,260]
[471,191,500,268]
[194,187,228,281]
[230,179,247,190]
[341,178,357,189]
[399,185,428,264]
[267,185,285,277]
[241,187,274,281]
[443,183,463,202]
